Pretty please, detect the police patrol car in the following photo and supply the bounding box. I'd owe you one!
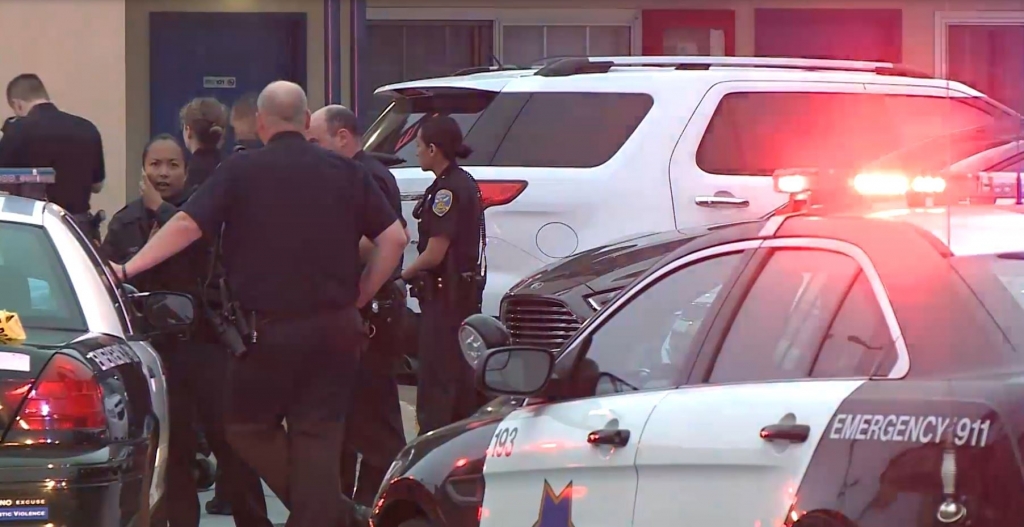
[0,169,190,525]
[371,165,1024,527]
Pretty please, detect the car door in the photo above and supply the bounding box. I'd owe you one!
[480,243,757,527]
[633,237,907,527]
[670,81,872,228]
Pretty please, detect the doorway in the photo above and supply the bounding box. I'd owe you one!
[938,13,1024,115]
[149,12,308,155]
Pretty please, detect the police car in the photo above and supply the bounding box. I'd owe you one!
[0,169,188,525]
[370,165,1024,527]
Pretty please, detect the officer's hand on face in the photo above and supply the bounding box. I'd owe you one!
[139,172,163,212]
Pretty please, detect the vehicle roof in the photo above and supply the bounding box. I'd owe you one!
[0,195,45,225]
[639,206,1024,378]
[375,60,984,97]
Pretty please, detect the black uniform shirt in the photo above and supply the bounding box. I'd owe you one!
[416,163,482,275]
[182,131,398,314]
[233,139,263,153]
[354,149,405,279]
[0,103,105,214]
[187,147,222,189]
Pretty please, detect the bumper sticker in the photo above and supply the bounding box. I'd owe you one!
[0,507,47,522]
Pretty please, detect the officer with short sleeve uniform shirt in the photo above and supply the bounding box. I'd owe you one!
[402,115,485,435]
[116,82,407,527]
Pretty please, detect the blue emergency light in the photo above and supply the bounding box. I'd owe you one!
[0,168,55,185]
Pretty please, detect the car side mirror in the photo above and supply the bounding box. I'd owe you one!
[128,291,195,336]
[475,346,554,397]
[459,314,511,368]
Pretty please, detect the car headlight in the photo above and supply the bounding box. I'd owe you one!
[584,289,622,311]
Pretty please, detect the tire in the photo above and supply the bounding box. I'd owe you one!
[194,455,217,491]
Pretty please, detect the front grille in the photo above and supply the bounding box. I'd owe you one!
[500,296,582,351]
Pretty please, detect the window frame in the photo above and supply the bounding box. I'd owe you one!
[548,240,761,401]
[57,214,133,336]
[689,237,910,386]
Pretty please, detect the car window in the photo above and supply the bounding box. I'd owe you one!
[363,89,497,168]
[696,92,1002,176]
[709,249,860,383]
[60,215,131,333]
[811,273,898,378]
[576,252,744,397]
[490,92,653,168]
[0,222,86,331]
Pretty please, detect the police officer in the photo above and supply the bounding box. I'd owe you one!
[0,74,106,242]
[101,134,272,527]
[180,97,229,189]
[401,115,485,435]
[308,105,408,504]
[115,81,407,527]
[230,93,263,153]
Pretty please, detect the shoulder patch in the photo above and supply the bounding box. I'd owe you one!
[433,189,453,217]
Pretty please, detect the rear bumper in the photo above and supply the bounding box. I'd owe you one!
[0,447,148,526]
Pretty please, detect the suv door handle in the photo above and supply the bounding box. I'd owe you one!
[759,424,810,443]
[587,428,631,447]
[695,195,750,208]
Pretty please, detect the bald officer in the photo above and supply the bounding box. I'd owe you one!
[116,81,408,527]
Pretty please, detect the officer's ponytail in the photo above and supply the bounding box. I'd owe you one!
[180,97,229,151]
[421,115,473,161]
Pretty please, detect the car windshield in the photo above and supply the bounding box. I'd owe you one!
[0,222,86,332]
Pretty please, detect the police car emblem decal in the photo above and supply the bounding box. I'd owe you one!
[533,481,575,527]
[433,189,453,217]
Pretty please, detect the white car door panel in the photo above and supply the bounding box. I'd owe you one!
[633,380,864,527]
[480,391,668,527]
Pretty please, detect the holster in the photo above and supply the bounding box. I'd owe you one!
[408,272,439,302]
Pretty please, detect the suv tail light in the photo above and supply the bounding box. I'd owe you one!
[11,355,105,432]
[479,180,528,211]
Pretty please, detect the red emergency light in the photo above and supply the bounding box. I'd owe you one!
[771,168,988,211]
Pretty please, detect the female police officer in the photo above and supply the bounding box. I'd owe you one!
[401,115,485,435]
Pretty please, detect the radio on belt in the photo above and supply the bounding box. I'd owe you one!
[0,168,55,200]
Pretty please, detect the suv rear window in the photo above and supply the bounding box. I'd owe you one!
[696,92,1004,176]
[364,90,653,169]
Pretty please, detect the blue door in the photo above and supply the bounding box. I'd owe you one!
[149,12,308,155]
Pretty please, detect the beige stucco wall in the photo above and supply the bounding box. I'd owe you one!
[0,0,127,218]
[125,0,354,203]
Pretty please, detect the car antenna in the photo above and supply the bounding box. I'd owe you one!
[491,53,504,68]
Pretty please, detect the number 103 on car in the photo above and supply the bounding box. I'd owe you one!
[828,413,993,447]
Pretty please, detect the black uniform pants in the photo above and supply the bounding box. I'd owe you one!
[416,296,479,436]
[160,339,271,527]
[224,308,366,527]
[341,303,408,505]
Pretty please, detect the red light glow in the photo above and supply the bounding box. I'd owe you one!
[455,458,469,468]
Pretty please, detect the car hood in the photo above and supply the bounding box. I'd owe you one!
[506,229,704,298]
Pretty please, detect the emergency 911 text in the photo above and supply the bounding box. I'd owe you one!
[828,413,992,448]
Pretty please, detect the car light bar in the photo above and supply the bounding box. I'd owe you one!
[852,171,947,196]
[0,168,55,185]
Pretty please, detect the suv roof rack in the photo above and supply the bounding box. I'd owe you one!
[451,65,531,76]
[534,56,932,79]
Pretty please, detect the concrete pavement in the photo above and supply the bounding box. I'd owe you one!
[199,386,419,527]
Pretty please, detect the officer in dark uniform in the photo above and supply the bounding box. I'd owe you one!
[101,134,272,527]
[180,97,229,189]
[115,81,407,527]
[400,115,485,435]
[308,105,408,504]
[231,93,264,153]
[0,74,106,242]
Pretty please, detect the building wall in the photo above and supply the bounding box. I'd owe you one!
[367,0,1024,76]
[0,0,127,219]
[125,0,354,202]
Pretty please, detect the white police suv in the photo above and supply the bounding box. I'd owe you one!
[364,55,1019,317]
[370,165,1024,527]
[0,169,190,525]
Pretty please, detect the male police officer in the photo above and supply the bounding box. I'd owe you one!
[0,74,106,242]
[308,105,408,504]
[115,81,407,527]
[230,93,263,153]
